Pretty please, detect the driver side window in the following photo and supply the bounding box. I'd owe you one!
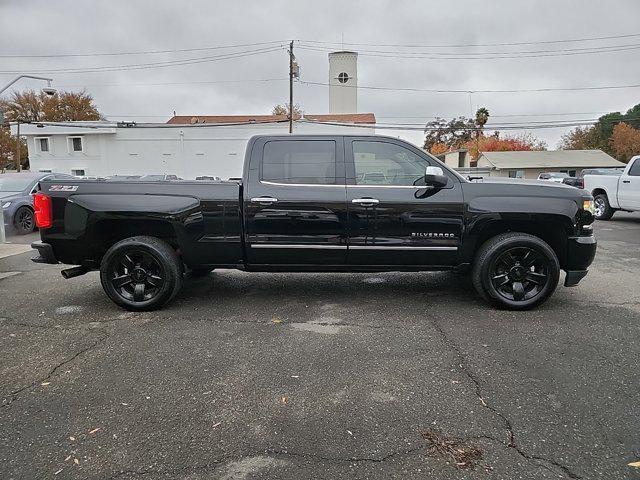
[353,141,431,186]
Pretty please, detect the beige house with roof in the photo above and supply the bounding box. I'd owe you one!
[475,150,625,179]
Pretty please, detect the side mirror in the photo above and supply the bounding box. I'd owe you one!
[425,166,448,188]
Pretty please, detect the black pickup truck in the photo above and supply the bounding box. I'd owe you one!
[31,135,597,311]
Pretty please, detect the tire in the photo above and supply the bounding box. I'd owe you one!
[472,232,560,310]
[100,236,182,311]
[593,193,615,220]
[13,206,35,235]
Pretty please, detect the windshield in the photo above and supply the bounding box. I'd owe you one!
[0,176,35,192]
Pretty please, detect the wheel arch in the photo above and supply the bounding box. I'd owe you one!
[466,216,571,269]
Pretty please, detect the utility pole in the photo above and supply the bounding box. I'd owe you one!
[15,121,21,172]
[288,40,294,134]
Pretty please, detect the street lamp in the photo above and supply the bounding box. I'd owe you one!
[0,75,56,96]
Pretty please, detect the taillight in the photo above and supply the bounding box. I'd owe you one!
[578,179,584,189]
[33,193,52,229]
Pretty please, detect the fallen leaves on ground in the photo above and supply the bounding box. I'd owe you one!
[422,428,483,470]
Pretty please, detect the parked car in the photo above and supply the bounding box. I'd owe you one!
[583,155,640,220]
[1,172,73,235]
[139,174,182,181]
[562,168,625,189]
[538,172,570,183]
[31,135,597,311]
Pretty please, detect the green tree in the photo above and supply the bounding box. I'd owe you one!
[474,107,490,132]
[423,116,475,151]
[558,126,602,150]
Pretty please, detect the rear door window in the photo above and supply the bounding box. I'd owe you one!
[262,140,336,185]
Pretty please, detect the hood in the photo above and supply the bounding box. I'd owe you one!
[0,191,21,201]
[469,177,574,190]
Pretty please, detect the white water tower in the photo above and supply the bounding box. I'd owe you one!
[328,51,358,114]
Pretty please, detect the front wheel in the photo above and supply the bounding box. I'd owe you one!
[100,236,182,311]
[593,193,615,220]
[472,233,560,310]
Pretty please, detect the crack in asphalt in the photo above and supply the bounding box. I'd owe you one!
[108,446,425,478]
[1,333,109,408]
[426,313,581,479]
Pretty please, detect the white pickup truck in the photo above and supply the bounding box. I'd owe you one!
[583,155,640,220]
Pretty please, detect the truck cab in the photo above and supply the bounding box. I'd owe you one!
[584,155,640,219]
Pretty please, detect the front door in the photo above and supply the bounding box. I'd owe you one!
[345,138,464,267]
[244,137,348,266]
[618,157,640,210]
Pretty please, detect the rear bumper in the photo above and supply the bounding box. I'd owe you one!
[31,241,58,264]
[563,235,597,287]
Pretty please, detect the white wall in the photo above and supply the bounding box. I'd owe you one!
[18,121,373,179]
[328,52,358,114]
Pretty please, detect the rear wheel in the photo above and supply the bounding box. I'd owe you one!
[13,206,35,235]
[472,233,560,310]
[593,193,615,220]
[100,236,182,311]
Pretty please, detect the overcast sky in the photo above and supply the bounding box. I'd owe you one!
[1,0,640,148]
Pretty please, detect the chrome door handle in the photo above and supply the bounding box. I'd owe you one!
[352,198,379,206]
[251,197,278,205]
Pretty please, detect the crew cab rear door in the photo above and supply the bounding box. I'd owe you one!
[345,137,464,267]
[243,137,348,266]
[618,156,640,210]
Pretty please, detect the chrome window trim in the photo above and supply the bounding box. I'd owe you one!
[347,184,434,189]
[260,180,345,188]
[259,180,434,189]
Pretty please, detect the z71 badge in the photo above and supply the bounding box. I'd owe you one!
[50,185,79,192]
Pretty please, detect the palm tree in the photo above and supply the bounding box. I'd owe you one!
[475,107,490,133]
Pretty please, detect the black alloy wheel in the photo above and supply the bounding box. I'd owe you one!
[100,236,182,311]
[107,250,165,303]
[489,247,550,302]
[472,232,560,310]
[14,206,35,234]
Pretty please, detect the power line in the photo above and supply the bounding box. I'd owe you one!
[298,32,640,48]
[299,80,640,93]
[0,46,286,74]
[0,40,287,58]
[297,44,640,60]
[298,41,640,57]
[56,78,288,88]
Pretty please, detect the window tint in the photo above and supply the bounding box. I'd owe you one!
[628,159,640,176]
[262,140,336,184]
[353,141,430,186]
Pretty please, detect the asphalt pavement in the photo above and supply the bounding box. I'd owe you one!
[0,216,639,480]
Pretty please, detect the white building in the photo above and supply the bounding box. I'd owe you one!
[16,114,375,180]
[328,51,358,114]
[15,51,374,180]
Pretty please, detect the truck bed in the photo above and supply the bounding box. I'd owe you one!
[38,179,244,268]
